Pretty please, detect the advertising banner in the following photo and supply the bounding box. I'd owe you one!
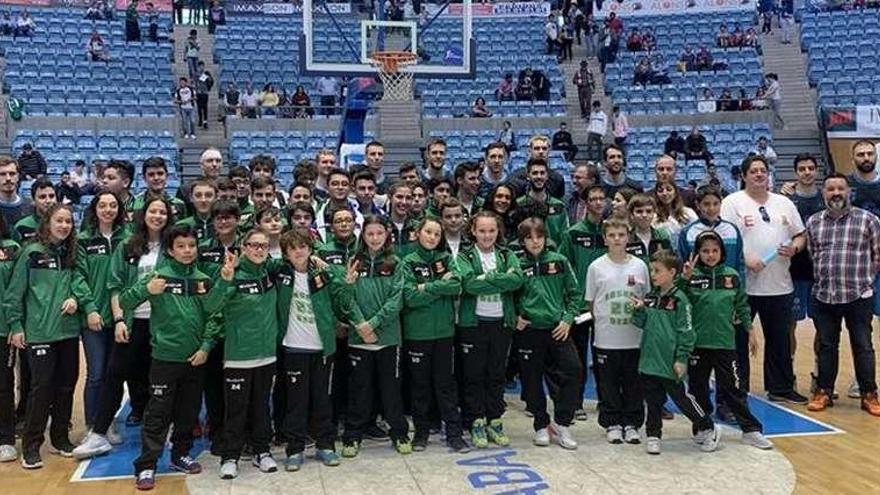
[595,0,756,18]
[824,105,880,138]
[226,0,350,15]
[426,1,551,18]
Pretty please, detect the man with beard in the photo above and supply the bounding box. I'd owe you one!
[509,135,565,199]
[599,144,642,198]
[805,173,880,417]
[567,163,598,225]
[0,156,32,227]
[513,158,568,247]
[314,149,338,201]
[422,138,450,182]
[364,141,389,195]
[848,140,880,217]
[478,142,509,199]
[453,161,482,218]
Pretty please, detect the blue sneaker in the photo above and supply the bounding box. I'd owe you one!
[284,452,304,472]
[169,455,202,474]
[315,449,340,466]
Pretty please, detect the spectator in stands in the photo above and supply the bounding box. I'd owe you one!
[685,127,714,166]
[515,76,535,102]
[695,45,713,71]
[260,83,280,116]
[86,1,103,20]
[17,143,46,180]
[731,23,744,46]
[597,19,619,73]
[572,5,585,45]
[743,28,759,48]
[189,0,205,25]
[146,2,158,42]
[780,11,793,44]
[753,85,769,111]
[612,105,629,149]
[528,68,551,101]
[185,29,200,81]
[497,120,517,152]
[173,0,183,24]
[241,83,259,119]
[633,57,653,86]
[545,14,558,55]
[738,88,753,111]
[626,28,642,52]
[551,122,578,161]
[87,30,111,62]
[207,0,226,35]
[125,0,140,42]
[558,19,574,62]
[717,88,738,112]
[717,24,731,47]
[573,60,594,117]
[587,100,608,162]
[56,172,82,204]
[69,160,91,191]
[14,10,34,37]
[752,136,778,166]
[222,82,239,118]
[291,85,312,118]
[761,10,772,34]
[175,77,197,139]
[642,27,656,51]
[0,12,13,36]
[316,75,339,116]
[471,97,492,118]
[496,73,515,101]
[663,131,685,159]
[567,162,598,224]
[195,62,213,128]
[607,12,623,35]
[678,45,696,72]
[698,88,717,113]
[600,143,642,197]
[765,73,784,129]
[102,0,114,20]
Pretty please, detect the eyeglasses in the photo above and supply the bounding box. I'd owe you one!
[758,206,770,223]
[245,242,270,250]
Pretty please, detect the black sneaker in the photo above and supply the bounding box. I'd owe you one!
[365,423,390,442]
[447,436,471,454]
[412,434,428,452]
[50,439,76,458]
[21,450,43,469]
[768,391,809,405]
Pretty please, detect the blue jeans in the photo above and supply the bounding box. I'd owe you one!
[81,327,113,426]
[180,107,195,135]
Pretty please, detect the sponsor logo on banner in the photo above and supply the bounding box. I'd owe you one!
[428,1,550,17]
[824,105,880,138]
[596,0,755,17]
[227,0,350,15]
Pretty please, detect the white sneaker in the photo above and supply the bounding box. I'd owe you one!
[646,436,661,455]
[741,431,774,450]
[550,423,577,450]
[699,424,722,452]
[693,429,711,445]
[106,423,123,445]
[253,452,278,473]
[533,428,550,447]
[0,444,17,462]
[606,425,624,444]
[623,426,641,444]
[72,432,112,460]
[220,459,238,480]
[847,381,861,399]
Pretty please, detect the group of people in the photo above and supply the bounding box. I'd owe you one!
[715,23,760,49]
[0,10,36,37]
[1,135,879,491]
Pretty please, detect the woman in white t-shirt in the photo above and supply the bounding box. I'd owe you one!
[652,181,698,253]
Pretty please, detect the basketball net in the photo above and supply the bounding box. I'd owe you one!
[368,51,418,102]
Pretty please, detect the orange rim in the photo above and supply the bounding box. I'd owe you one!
[369,50,418,73]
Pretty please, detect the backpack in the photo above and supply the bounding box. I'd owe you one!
[7,96,23,121]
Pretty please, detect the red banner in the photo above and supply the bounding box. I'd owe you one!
[115,0,172,12]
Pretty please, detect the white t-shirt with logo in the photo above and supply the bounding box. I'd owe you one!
[475,249,503,318]
[584,254,650,350]
[133,242,160,320]
[720,190,805,296]
[282,272,323,350]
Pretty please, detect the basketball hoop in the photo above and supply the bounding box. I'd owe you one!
[368,50,418,101]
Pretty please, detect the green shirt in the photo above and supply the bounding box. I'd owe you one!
[0,239,21,337]
[633,286,694,381]
[455,245,523,330]
[401,245,462,340]
[678,264,751,350]
[347,252,404,347]
[514,248,582,329]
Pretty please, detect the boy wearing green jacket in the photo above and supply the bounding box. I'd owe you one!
[626,194,672,263]
[122,225,234,490]
[12,177,56,244]
[631,250,720,456]
[0,233,20,462]
[176,177,216,242]
[514,217,582,451]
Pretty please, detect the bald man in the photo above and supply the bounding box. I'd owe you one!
[647,154,695,208]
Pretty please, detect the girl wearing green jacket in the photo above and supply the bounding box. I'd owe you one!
[400,217,469,453]
[75,191,130,428]
[7,204,91,469]
[340,215,412,458]
[455,211,523,449]
[74,194,175,461]
[0,215,20,462]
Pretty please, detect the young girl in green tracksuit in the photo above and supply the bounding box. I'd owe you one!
[514,217,582,451]
[7,204,92,469]
[122,224,234,490]
[75,191,130,429]
[275,229,351,472]
[0,215,21,462]
[679,231,773,450]
[455,210,522,449]
[401,216,470,453]
[630,250,720,455]
[340,215,412,457]
[218,229,280,479]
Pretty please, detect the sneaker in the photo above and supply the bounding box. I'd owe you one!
[253,452,278,473]
[0,444,17,462]
[135,469,155,490]
[693,429,711,445]
[219,459,238,480]
[768,390,809,404]
[533,428,550,447]
[107,423,123,445]
[21,449,42,469]
[645,436,661,455]
[486,419,510,446]
[699,424,722,452]
[623,426,641,445]
[807,390,833,411]
[49,439,76,458]
[412,434,428,452]
[848,381,862,399]
[470,419,489,449]
[170,455,202,474]
[447,436,471,454]
[73,432,112,460]
[284,452,304,472]
[574,409,588,421]
[549,423,577,450]
[393,438,413,455]
[316,449,340,466]
[661,406,674,420]
[861,391,880,417]
[126,413,142,427]
[364,422,390,442]
[341,441,360,458]
[606,425,624,444]
[741,431,774,450]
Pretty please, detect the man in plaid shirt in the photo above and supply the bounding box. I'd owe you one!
[805,173,880,417]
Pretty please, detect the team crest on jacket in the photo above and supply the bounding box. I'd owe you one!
[723,275,735,289]
[433,260,448,275]
[312,273,325,290]
[627,274,636,286]
[194,280,208,295]
[546,261,558,274]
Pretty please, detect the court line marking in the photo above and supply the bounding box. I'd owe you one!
[749,394,846,437]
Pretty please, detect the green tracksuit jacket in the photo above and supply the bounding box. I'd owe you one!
[455,245,523,330]
[315,235,358,274]
[131,192,185,218]
[6,241,94,343]
[560,217,606,293]
[0,239,21,337]
[12,213,40,244]
[221,256,278,362]
[119,257,229,362]
[400,245,462,341]
[626,228,672,265]
[678,264,751,350]
[176,214,213,242]
[632,286,695,381]
[76,226,131,325]
[275,260,351,357]
[108,240,162,329]
[515,195,569,247]
[514,248,581,329]
[389,218,419,258]
[198,237,240,280]
[347,252,404,347]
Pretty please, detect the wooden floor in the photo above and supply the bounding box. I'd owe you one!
[1,320,878,495]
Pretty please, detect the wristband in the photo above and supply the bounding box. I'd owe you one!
[113,317,125,324]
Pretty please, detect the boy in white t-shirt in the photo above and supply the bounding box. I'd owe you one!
[585,217,650,445]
